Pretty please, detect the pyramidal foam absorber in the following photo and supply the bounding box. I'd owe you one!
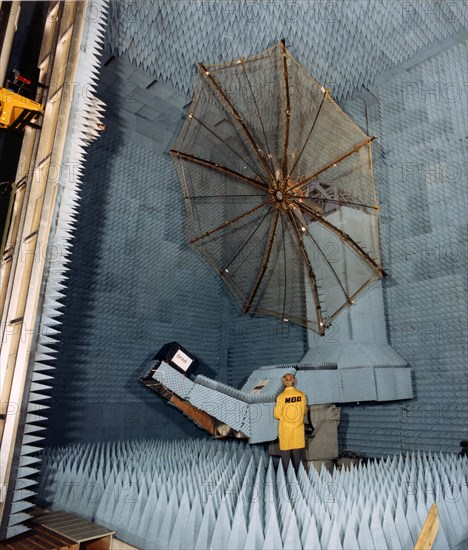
[36,439,467,549]
[4,0,110,541]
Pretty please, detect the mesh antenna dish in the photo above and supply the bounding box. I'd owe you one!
[170,41,383,335]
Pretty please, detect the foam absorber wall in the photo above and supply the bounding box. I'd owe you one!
[36,439,467,549]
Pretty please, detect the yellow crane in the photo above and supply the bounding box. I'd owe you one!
[0,86,43,130]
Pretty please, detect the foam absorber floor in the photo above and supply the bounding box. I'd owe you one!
[37,439,467,549]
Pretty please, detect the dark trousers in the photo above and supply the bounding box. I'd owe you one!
[279,448,305,472]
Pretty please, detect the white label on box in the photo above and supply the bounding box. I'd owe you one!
[172,349,192,371]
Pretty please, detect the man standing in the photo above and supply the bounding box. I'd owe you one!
[274,373,307,471]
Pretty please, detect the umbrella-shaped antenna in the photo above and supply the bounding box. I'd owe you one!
[170,40,383,335]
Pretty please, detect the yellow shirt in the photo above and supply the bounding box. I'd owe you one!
[274,386,307,451]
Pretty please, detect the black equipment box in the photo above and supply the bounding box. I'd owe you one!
[151,342,197,377]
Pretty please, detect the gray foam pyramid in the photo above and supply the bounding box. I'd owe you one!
[4,0,109,540]
[37,439,468,549]
[105,0,467,101]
